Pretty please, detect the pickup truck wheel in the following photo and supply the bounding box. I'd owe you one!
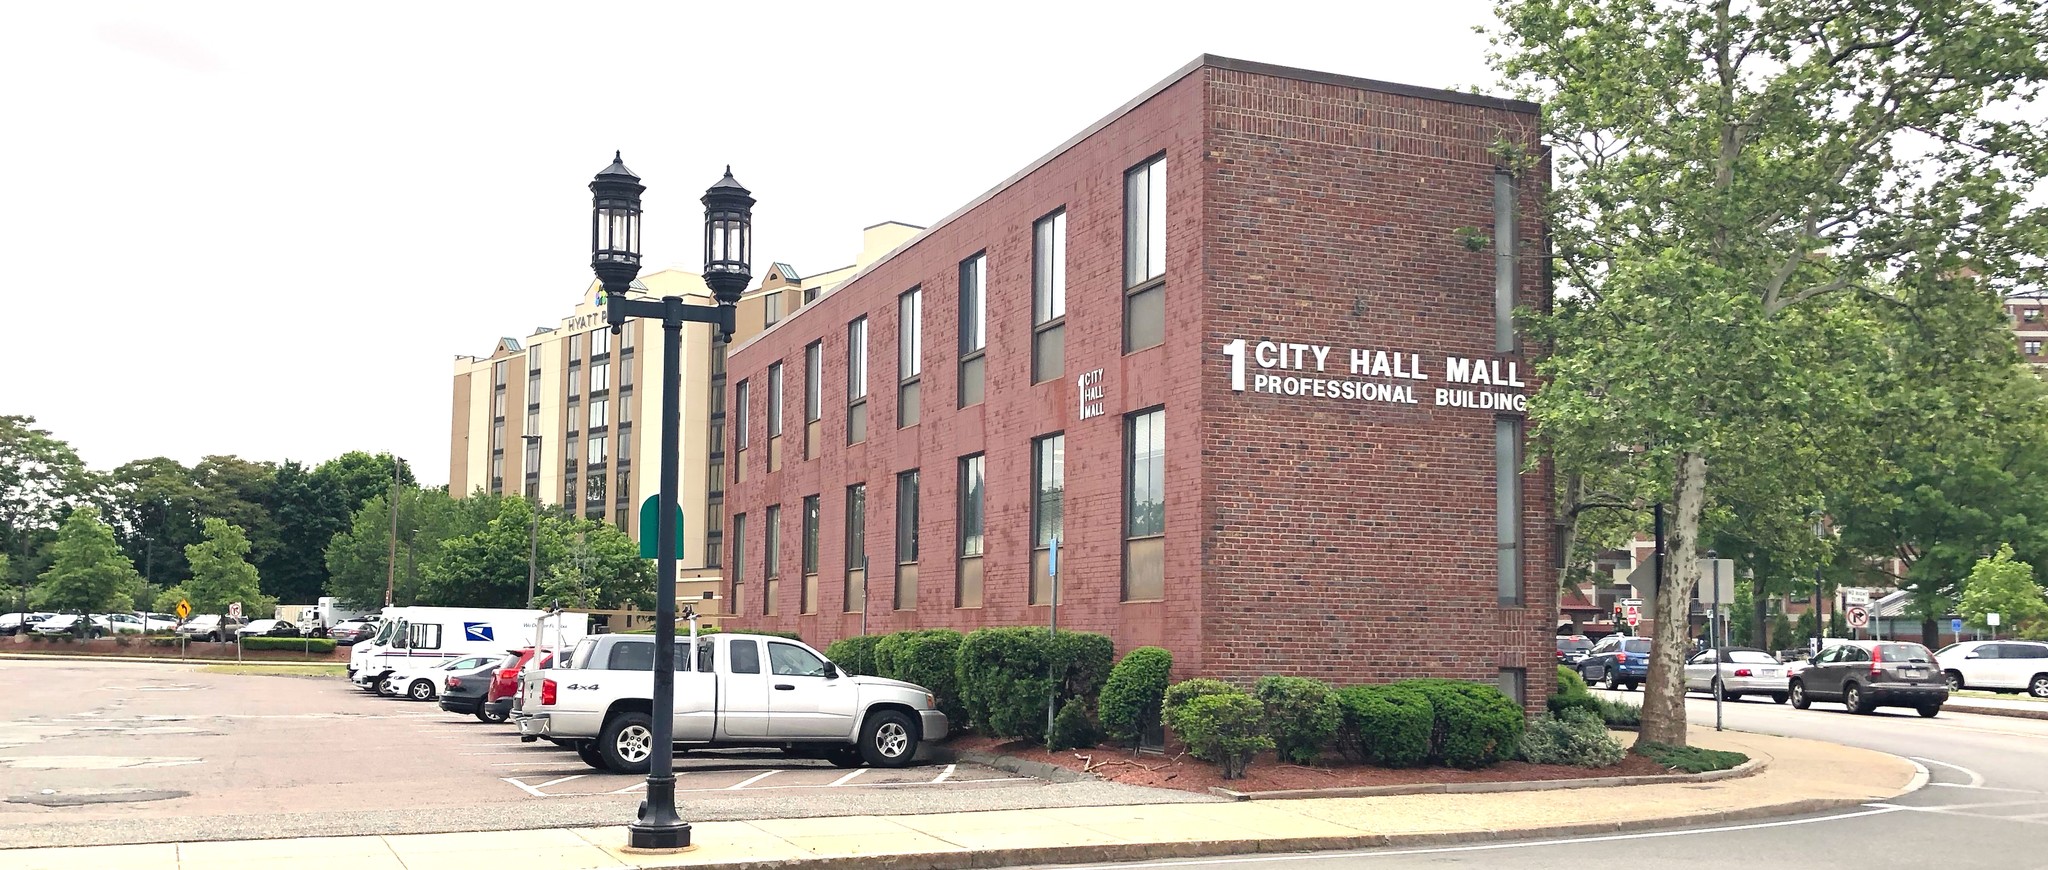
[577,742,610,771]
[825,747,864,769]
[600,712,656,775]
[859,709,919,768]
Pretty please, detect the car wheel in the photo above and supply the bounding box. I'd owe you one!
[1789,680,1811,709]
[408,680,434,701]
[1917,705,1941,718]
[1712,679,1737,702]
[1604,672,1621,691]
[477,705,508,724]
[1844,684,1871,714]
[207,632,222,643]
[376,679,398,697]
[576,742,610,771]
[2030,674,2048,699]
[1624,682,1640,692]
[600,711,656,776]
[1943,670,1964,692]
[1770,693,1788,704]
[858,709,919,768]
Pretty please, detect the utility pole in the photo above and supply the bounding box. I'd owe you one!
[385,456,401,608]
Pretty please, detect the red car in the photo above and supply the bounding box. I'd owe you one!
[481,648,553,724]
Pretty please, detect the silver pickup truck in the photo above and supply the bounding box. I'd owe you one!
[516,631,948,774]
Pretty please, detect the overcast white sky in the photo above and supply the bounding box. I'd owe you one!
[0,0,1501,485]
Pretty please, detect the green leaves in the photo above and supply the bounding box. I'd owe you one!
[1959,544,2048,637]
[33,505,142,615]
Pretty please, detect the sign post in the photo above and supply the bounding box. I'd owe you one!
[231,602,243,663]
[1988,612,2001,640]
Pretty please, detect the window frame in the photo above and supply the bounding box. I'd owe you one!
[847,317,869,444]
[1032,210,1067,383]
[1122,407,1166,601]
[1123,155,1167,353]
[844,483,867,614]
[1496,415,1524,606]
[958,253,986,408]
[1030,433,1064,606]
[894,469,919,611]
[898,288,922,428]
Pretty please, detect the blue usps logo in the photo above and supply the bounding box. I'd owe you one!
[464,622,494,642]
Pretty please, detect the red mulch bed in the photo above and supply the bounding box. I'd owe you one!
[951,734,1675,794]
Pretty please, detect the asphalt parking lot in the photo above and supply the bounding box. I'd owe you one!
[0,657,1202,849]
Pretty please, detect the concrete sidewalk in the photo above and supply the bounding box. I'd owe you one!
[1,730,1919,870]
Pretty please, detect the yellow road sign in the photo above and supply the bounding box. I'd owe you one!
[175,599,191,620]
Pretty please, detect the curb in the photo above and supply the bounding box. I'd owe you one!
[1944,701,2048,722]
[1204,754,1767,801]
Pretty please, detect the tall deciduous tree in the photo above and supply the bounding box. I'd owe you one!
[324,488,493,608]
[262,460,344,605]
[541,519,655,612]
[313,452,414,515]
[189,456,279,568]
[423,499,567,609]
[1492,0,2048,745]
[102,457,205,589]
[0,416,96,592]
[33,505,144,615]
[1959,544,2048,638]
[183,518,272,618]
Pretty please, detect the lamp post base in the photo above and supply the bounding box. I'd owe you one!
[626,820,692,851]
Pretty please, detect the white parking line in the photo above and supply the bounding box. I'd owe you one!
[1909,755,1986,787]
[608,781,648,795]
[828,768,867,786]
[727,771,779,789]
[930,763,956,783]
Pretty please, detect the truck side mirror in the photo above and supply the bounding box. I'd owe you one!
[824,662,840,679]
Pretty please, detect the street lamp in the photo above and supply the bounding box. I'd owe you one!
[1811,513,1826,654]
[525,434,544,607]
[590,154,751,851]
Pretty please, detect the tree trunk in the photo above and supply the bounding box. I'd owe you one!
[1752,574,1770,649]
[1640,451,1707,747]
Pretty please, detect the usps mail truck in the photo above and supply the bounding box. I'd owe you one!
[350,607,590,695]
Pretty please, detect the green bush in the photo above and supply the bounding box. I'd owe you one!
[1165,689,1272,779]
[1391,679,1526,769]
[1554,664,1591,697]
[1595,697,1642,727]
[896,630,966,724]
[1635,741,1748,773]
[1052,631,1115,706]
[1518,709,1625,768]
[1253,676,1340,764]
[1098,646,1173,746]
[1048,697,1101,751]
[957,627,1055,739]
[824,635,882,676]
[1162,677,1237,723]
[1548,665,1602,718]
[1332,684,1433,768]
[241,636,338,653]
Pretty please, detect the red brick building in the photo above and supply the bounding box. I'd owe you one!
[721,55,1555,708]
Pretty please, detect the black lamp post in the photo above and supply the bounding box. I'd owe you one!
[590,154,751,851]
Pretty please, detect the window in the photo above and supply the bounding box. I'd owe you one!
[703,505,721,568]
[959,253,986,407]
[768,362,784,472]
[620,324,632,349]
[618,394,631,425]
[898,288,922,427]
[492,420,504,451]
[524,436,541,479]
[569,332,583,363]
[1033,210,1067,383]
[2027,340,2042,356]
[895,470,918,610]
[1031,434,1065,605]
[804,341,822,460]
[592,361,609,392]
[734,379,750,484]
[493,390,506,418]
[728,639,761,674]
[568,364,582,399]
[1496,416,1524,605]
[620,357,633,387]
[958,454,985,608]
[764,505,781,616]
[585,471,606,513]
[525,408,538,437]
[527,371,540,403]
[1496,668,1526,707]
[769,641,827,677]
[591,328,609,356]
[730,513,746,617]
[409,623,442,650]
[494,359,507,387]
[590,396,607,429]
[844,483,866,613]
[489,455,502,493]
[764,291,782,327]
[616,428,631,462]
[847,317,869,444]
[1123,155,1167,352]
[801,495,820,614]
[2027,309,2040,322]
[804,284,819,304]
[528,345,541,371]
[588,433,607,466]
[1494,171,1519,353]
[1123,408,1165,601]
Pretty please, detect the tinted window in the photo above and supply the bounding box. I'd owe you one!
[1557,638,1593,652]
[1725,651,1778,664]
[1875,643,1930,663]
[1623,639,1652,654]
[768,642,827,677]
[729,639,762,674]
[565,638,598,670]
[2006,643,2048,660]
[604,640,689,671]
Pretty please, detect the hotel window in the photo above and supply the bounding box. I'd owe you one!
[1031,434,1064,605]
[847,317,869,444]
[569,332,583,364]
[958,253,986,408]
[767,362,784,472]
[585,472,606,515]
[1496,416,1524,605]
[1123,155,1167,353]
[957,454,985,608]
[527,345,541,371]
[489,456,502,493]
[527,371,540,403]
[734,379,750,484]
[620,357,633,388]
[2028,340,2043,356]
[1493,171,1519,353]
[618,395,630,425]
[804,342,822,460]
[2027,309,2039,322]
[895,470,919,611]
[616,428,630,463]
[801,495,820,614]
[524,436,541,480]
[588,433,607,467]
[525,408,538,437]
[591,361,609,392]
[493,390,506,419]
[898,288,922,427]
[844,483,866,613]
[568,364,582,400]
[1123,408,1165,601]
[589,396,608,429]
[1033,210,1067,383]
[730,513,746,617]
[620,324,632,349]
[590,328,610,356]
[703,506,721,569]
[494,359,507,387]
[764,291,783,328]
[764,504,781,616]
[491,420,504,452]
[564,473,577,505]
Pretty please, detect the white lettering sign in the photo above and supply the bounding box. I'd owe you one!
[1077,369,1105,419]
[1221,338,1527,412]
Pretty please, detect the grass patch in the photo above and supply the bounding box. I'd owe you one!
[197,664,348,678]
[1634,740,1748,773]
[1953,690,2047,703]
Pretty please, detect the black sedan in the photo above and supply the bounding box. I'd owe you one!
[437,659,509,721]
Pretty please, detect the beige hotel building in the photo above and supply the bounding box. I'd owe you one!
[449,222,921,611]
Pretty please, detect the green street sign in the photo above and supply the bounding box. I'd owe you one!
[639,495,685,560]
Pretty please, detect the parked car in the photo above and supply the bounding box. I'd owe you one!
[32,615,112,638]
[100,613,155,634]
[1789,640,1947,716]
[1936,640,2048,698]
[329,619,380,645]
[0,612,56,636]
[482,648,555,724]
[518,632,948,774]
[235,619,301,639]
[177,615,248,642]
[1683,646,1790,703]
[134,613,180,632]
[1578,635,1653,691]
[1555,635,1594,665]
[384,654,503,701]
[438,657,516,718]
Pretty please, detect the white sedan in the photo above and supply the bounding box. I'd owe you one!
[1684,647,1791,703]
[382,655,503,701]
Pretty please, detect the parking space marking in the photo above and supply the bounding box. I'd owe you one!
[728,771,779,789]
[930,763,955,783]
[829,768,866,786]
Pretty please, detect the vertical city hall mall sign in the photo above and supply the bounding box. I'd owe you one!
[1219,338,1526,411]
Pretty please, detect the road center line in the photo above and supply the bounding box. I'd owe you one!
[828,768,867,786]
[727,770,779,789]
[1908,755,1986,787]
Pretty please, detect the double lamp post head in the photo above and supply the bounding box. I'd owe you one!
[589,152,754,332]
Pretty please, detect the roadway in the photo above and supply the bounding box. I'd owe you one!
[1027,690,2048,870]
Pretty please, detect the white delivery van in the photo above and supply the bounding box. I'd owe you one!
[351,607,590,695]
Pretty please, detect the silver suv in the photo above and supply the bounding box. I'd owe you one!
[1789,640,1947,716]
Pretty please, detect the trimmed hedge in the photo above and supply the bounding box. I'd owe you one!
[824,635,882,676]
[1391,678,1526,769]
[955,627,1111,740]
[1161,677,1236,721]
[894,630,966,724]
[1518,709,1624,768]
[242,636,337,653]
[1164,683,1271,779]
[1332,684,1433,768]
[1254,676,1341,764]
[1548,664,1602,718]
[1048,697,1101,751]
[1098,646,1172,746]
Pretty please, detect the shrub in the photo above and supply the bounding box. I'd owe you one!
[1166,690,1272,779]
[1518,709,1625,768]
[1098,646,1172,746]
[1391,678,1526,769]
[957,627,1055,739]
[241,637,338,653]
[824,635,882,676]
[1253,676,1341,764]
[896,630,966,724]
[1052,631,1115,705]
[1332,684,1433,768]
[147,637,178,648]
[114,635,134,648]
[1595,697,1642,727]
[1162,677,1237,723]
[1048,697,1101,751]
[28,634,46,643]
[1548,665,1602,718]
[1635,741,1748,773]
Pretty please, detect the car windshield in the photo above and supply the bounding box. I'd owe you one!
[1623,639,1652,653]
[1876,643,1931,663]
[1725,650,1777,664]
